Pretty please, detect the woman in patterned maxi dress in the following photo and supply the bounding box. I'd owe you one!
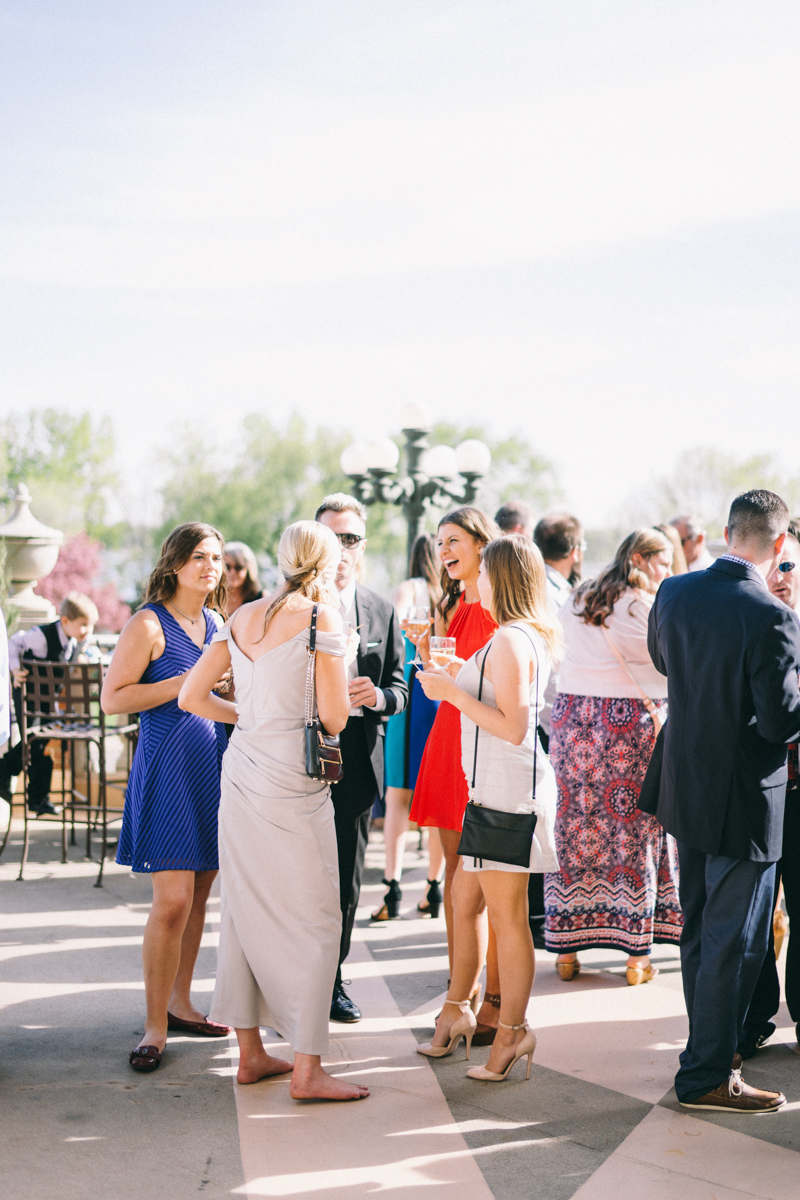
[544,529,683,985]
[103,523,230,1072]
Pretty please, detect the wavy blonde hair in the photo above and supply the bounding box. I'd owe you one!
[481,535,562,660]
[258,520,340,639]
[576,528,672,627]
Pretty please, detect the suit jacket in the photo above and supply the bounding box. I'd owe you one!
[345,583,408,801]
[642,559,800,862]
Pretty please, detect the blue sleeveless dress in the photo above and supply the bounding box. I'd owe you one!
[116,604,227,873]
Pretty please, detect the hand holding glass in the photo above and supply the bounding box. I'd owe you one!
[429,636,457,668]
[405,606,432,667]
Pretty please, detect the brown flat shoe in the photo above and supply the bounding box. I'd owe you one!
[680,1069,786,1114]
[129,1044,162,1072]
[167,1013,232,1037]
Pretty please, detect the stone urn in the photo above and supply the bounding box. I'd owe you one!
[0,483,64,631]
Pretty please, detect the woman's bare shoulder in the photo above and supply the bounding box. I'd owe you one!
[316,603,343,633]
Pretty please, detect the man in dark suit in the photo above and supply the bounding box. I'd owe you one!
[644,490,800,1114]
[316,494,408,1023]
[737,520,800,1056]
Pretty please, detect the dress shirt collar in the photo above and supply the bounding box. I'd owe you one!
[337,578,357,615]
[545,564,571,593]
[717,554,768,588]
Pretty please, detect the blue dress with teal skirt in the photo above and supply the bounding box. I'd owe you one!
[117,604,227,873]
[384,636,439,790]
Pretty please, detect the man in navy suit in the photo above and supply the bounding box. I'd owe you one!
[644,490,800,1114]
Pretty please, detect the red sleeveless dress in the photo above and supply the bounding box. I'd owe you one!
[409,597,497,832]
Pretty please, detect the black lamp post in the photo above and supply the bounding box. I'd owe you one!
[340,405,492,563]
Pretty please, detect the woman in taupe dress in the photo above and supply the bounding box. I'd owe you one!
[180,520,369,1102]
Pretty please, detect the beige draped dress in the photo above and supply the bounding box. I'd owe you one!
[208,622,345,1055]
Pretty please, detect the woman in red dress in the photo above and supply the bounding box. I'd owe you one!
[410,507,498,1032]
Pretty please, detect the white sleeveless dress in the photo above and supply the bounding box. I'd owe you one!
[458,623,559,873]
[208,621,345,1055]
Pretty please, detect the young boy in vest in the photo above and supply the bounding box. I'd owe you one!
[0,592,99,815]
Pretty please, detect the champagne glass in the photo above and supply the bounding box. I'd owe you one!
[406,605,432,667]
[429,636,457,669]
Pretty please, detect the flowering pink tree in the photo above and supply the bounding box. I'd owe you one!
[36,532,130,632]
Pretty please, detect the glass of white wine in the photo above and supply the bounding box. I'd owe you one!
[429,636,457,669]
[406,605,432,667]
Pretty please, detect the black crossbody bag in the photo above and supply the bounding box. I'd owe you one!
[456,630,540,868]
[304,605,344,784]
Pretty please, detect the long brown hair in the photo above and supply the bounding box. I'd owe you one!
[142,523,227,616]
[437,507,498,619]
[409,533,442,611]
[258,520,340,639]
[481,535,562,660]
[576,528,672,627]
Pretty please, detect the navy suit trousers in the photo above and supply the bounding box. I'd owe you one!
[676,842,775,1102]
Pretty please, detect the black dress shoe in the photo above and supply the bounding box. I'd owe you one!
[330,982,361,1023]
[738,1021,776,1059]
[33,801,59,817]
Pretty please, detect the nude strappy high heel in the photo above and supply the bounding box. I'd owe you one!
[417,1000,477,1060]
[466,1020,537,1082]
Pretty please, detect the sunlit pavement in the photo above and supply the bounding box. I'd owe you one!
[3,816,800,1200]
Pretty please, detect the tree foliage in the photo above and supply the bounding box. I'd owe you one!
[625,447,800,537]
[157,414,352,558]
[35,532,131,632]
[1,409,116,537]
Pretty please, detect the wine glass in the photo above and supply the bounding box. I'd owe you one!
[405,606,432,667]
[429,636,457,669]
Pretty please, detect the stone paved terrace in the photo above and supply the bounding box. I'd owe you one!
[3,814,800,1200]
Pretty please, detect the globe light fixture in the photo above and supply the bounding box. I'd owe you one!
[340,413,492,559]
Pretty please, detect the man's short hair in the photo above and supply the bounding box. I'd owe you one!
[727,490,789,550]
[671,514,705,539]
[314,493,368,524]
[534,512,583,562]
[60,591,99,625]
[788,517,800,543]
[494,501,535,533]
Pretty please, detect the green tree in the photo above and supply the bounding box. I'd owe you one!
[157,414,352,557]
[1,408,116,537]
[638,447,800,537]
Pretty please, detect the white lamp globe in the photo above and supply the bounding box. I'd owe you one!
[421,444,458,479]
[365,438,400,472]
[340,441,371,476]
[400,402,433,432]
[455,439,492,475]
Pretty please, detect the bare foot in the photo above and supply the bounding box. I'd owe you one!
[237,1049,294,1085]
[474,1001,499,1030]
[137,1026,167,1054]
[290,1062,369,1102]
[167,1000,211,1024]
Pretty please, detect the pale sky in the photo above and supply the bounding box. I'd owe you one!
[1,1,799,526]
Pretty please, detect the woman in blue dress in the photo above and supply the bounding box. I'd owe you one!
[372,535,443,921]
[102,523,231,1072]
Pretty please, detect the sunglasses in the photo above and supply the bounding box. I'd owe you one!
[778,562,796,574]
[336,533,365,549]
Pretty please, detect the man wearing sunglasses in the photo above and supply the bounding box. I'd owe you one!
[738,519,800,1058]
[315,494,408,1023]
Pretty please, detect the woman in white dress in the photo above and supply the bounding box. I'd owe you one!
[417,535,561,1082]
[179,521,370,1102]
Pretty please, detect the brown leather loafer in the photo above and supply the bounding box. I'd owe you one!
[166,1013,232,1037]
[129,1045,163,1072]
[680,1069,786,1114]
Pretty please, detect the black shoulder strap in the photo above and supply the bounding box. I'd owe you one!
[470,645,490,791]
[309,604,318,653]
[507,624,540,801]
